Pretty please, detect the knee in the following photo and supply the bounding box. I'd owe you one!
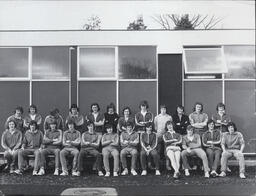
[120,150,126,157]
[54,149,60,155]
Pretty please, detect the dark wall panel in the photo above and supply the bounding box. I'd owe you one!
[158,54,182,115]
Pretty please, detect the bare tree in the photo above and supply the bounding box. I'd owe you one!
[83,15,101,30]
[152,14,223,30]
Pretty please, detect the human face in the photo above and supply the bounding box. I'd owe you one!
[195,104,202,113]
[126,125,133,132]
[146,126,152,134]
[167,123,173,131]
[30,107,36,115]
[71,108,78,115]
[68,123,75,130]
[106,127,113,134]
[30,124,36,132]
[208,122,214,130]
[160,107,166,115]
[87,124,94,133]
[187,129,193,136]
[177,107,184,115]
[50,123,57,130]
[228,125,235,134]
[108,108,114,114]
[140,105,147,111]
[218,107,225,116]
[8,121,15,130]
[15,110,22,118]
[92,105,98,113]
[123,109,130,116]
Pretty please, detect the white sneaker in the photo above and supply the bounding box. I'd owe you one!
[32,170,38,176]
[185,169,190,176]
[155,170,161,176]
[131,169,137,176]
[98,171,104,176]
[54,168,59,176]
[113,172,118,177]
[210,170,218,177]
[105,172,110,177]
[141,170,147,176]
[37,168,45,176]
[72,171,80,176]
[60,170,68,176]
[219,171,226,177]
[239,173,246,179]
[204,171,210,178]
[121,169,128,176]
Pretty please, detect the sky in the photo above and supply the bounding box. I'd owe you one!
[0,1,255,30]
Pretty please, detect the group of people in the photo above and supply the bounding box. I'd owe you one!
[1,101,247,179]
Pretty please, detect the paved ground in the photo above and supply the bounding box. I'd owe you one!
[0,167,256,196]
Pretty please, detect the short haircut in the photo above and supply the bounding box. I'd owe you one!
[186,125,194,132]
[70,104,79,112]
[29,120,38,129]
[126,121,134,128]
[175,105,185,114]
[50,108,59,116]
[216,102,226,111]
[207,119,215,126]
[193,102,203,112]
[105,123,113,129]
[165,120,174,131]
[86,120,95,128]
[227,122,237,132]
[160,104,167,109]
[145,122,155,132]
[14,106,23,114]
[139,100,149,109]
[106,103,116,112]
[28,104,37,113]
[7,119,17,128]
[67,119,75,125]
[90,103,100,112]
[122,106,131,115]
[49,119,57,125]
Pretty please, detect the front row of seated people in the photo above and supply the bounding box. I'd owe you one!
[1,118,246,179]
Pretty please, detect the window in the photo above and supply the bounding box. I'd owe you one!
[119,46,157,79]
[224,45,255,79]
[79,47,115,78]
[32,47,70,79]
[0,48,29,78]
[183,48,227,75]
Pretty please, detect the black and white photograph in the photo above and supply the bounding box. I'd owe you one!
[0,0,255,195]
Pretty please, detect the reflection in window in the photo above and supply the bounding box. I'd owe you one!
[0,48,28,77]
[32,47,70,79]
[119,46,156,79]
[224,45,255,79]
[184,48,227,74]
[79,48,115,78]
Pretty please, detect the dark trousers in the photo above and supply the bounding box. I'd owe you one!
[78,148,102,172]
[40,148,60,169]
[140,149,160,170]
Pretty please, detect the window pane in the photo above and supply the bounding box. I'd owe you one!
[224,45,255,79]
[119,81,157,115]
[119,46,156,79]
[0,48,28,77]
[32,47,70,79]
[184,49,227,74]
[79,48,115,78]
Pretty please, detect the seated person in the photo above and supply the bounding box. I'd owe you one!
[1,120,22,173]
[163,121,182,178]
[37,120,62,176]
[77,121,103,177]
[181,125,210,178]
[189,102,208,136]
[212,103,231,133]
[65,104,84,133]
[202,120,222,177]
[60,119,81,176]
[219,122,246,179]
[120,122,139,176]
[140,122,161,176]
[24,105,42,130]
[101,124,119,177]
[15,120,43,175]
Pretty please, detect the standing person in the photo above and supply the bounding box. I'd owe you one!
[14,120,43,175]
[101,124,119,177]
[202,120,222,177]
[163,121,182,178]
[219,122,246,179]
[154,105,172,159]
[5,106,24,133]
[172,105,190,135]
[189,102,208,136]
[117,107,134,134]
[60,119,81,176]
[65,104,84,133]
[1,120,22,173]
[140,122,161,176]
[44,108,64,132]
[212,103,231,133]
[86,103,105,135]
[120,122,139,176]
[37,120,62,176]
[77,121,104,177]
[181,125,210,178]
[135,100,153,133]
[104,103,119,133]
[24,105,42,130]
